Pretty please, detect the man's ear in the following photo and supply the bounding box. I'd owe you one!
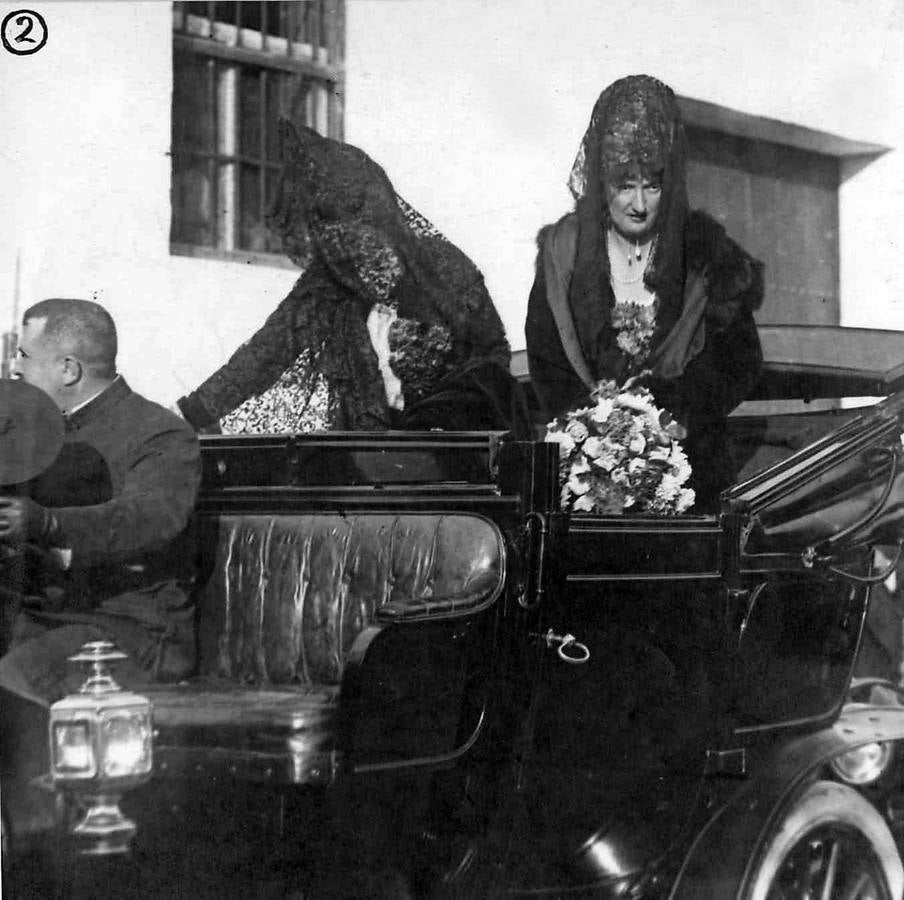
[60,356,82,387]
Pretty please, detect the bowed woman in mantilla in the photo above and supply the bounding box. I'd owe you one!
[175,121,529,438]
[526,75,764,510]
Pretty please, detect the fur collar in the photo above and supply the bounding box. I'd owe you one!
[538,209,764,325]
[683,211,764,324]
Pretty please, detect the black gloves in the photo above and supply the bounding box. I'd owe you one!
[0,496,60,546]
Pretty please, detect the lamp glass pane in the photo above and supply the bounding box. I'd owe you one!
[102,712,152,778]
[52,722,95,775]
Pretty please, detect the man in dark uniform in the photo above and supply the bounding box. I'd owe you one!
[0,297,200,843]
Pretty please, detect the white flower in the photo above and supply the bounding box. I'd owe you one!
[566,472,591,496]
[647,445,671,464]
[669,444,692,479]
[589,398,615,424]
[572,492,598,512]
[628,433,647,455]
[565,419,589,443]
[655,473,681,502]
[592,451,619,472]
[546,429,575,456]
[582,436,606,459]
[676,488,696,514]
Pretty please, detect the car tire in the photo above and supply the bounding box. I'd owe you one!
[746,779,903,900]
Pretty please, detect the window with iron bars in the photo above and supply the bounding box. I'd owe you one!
[170,1,345,260]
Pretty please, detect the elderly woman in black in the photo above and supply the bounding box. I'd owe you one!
[526,75,764,509]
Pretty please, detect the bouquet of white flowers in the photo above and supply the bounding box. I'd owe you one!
[546,380,695,515]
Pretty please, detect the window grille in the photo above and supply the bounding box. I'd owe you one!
[171,1,345,258]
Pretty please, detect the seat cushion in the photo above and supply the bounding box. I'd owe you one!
[196,513,503,686]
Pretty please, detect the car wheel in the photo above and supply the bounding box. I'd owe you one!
[747,780,903,900]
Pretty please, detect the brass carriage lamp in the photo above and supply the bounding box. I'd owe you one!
[49,641,153,855]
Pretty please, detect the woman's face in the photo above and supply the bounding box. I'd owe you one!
[605,170,662,241]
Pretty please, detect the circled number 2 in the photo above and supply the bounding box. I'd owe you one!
[2,9,48,55]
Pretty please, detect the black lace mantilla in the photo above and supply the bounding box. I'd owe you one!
[181,121,521,435]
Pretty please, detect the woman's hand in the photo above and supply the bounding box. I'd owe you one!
[621,369,652,392]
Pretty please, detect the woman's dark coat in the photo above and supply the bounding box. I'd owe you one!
[526,209,764,508]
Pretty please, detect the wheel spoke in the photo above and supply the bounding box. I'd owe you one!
[819,838,840,900]
[840,871,872,900]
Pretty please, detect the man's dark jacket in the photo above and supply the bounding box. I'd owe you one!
[30,376,201,679]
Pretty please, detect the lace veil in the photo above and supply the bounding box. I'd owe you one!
[242,121,511,431]
[567,75,690,326]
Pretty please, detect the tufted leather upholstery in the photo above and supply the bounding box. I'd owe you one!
[196,513,504,687]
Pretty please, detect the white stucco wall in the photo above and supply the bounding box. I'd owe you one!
[344,0,904,338]
[2,0,903,406]
[0,1,299,405]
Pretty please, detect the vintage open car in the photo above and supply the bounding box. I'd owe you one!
[31,325,904,898]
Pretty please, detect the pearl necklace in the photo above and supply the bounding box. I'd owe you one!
[607,231,656,285]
